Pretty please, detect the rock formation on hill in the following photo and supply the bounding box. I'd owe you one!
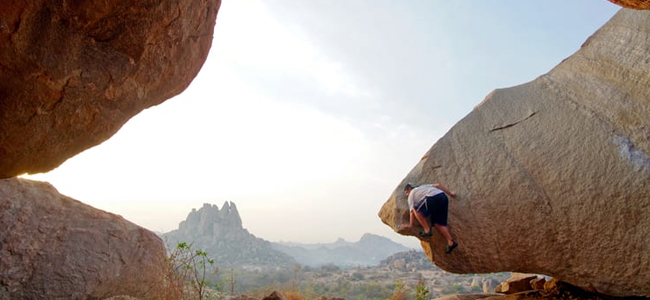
[379,8,650,298]
[379,250,436,272]
[0,0,221,179]
[168,202,412,268]
[0,178,166,300]
[163,202,297,269]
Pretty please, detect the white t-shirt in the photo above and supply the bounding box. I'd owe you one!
[407,184,444,210]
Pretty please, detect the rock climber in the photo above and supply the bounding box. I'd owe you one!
[401,182,458,254]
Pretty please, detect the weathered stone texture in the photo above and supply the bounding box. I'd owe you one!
[379,9,650,297]
[0,0,221,178]
[608,0,650,9]
[0,178,167,300]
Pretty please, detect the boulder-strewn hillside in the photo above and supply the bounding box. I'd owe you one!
[379,8,650,298]
[163,202,296,269]
[272,233,411,267]
[379,250,434,272]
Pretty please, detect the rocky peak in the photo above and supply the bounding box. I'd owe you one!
[177,201,243,237]
[221,201,243,228]
[164,202,296,268]
[359,233,387,243]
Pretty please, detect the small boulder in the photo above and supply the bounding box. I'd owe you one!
[495,274,538,294]
[262,291,289,300]
[482,279,498,294]
[530,277,547,290]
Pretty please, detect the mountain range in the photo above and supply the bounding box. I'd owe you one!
[273,234,411,267]
[162,202,412,269]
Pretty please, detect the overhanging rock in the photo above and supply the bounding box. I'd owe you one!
[0,0,221,178]
[379,8,650,297]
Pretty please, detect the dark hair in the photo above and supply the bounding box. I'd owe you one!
[404,183,413,192]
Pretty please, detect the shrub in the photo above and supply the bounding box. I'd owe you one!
[388,280,408,300]
[165,242,221,300]
[415,278,429,300]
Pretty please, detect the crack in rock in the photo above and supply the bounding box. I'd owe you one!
[490,111,537,132]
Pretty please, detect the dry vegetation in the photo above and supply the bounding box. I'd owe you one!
[164,245,509,300]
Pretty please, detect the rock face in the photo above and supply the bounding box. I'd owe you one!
[608,0,650,9]
[163,202,297,268]
[0,178,167,300]
[379,9,650,298]
[178,202,243,235]
[0,0,221,179]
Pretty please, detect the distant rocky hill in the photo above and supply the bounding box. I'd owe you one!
[272,233,412,267]
[378,249,435,272]
[162,202,296,269]
[163,202,412,269]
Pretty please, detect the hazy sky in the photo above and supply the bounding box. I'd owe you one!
[26,1,619,248]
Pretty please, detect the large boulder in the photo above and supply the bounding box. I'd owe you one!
[0,0,221,179]
[0,178,167,299]
[379,8,650,297]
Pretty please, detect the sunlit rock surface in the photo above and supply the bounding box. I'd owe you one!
[0,178,167,299]
[0,0,221,178]
[379,8,650,297]
[608,0,650,9]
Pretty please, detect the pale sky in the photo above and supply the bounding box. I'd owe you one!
[25,1,620,249]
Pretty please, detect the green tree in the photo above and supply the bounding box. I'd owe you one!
[167,242,220,300]
[415,278,430,300]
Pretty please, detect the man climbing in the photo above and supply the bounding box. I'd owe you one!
[401,182,458,254]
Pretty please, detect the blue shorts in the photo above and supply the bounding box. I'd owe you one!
[415,193,449,226]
